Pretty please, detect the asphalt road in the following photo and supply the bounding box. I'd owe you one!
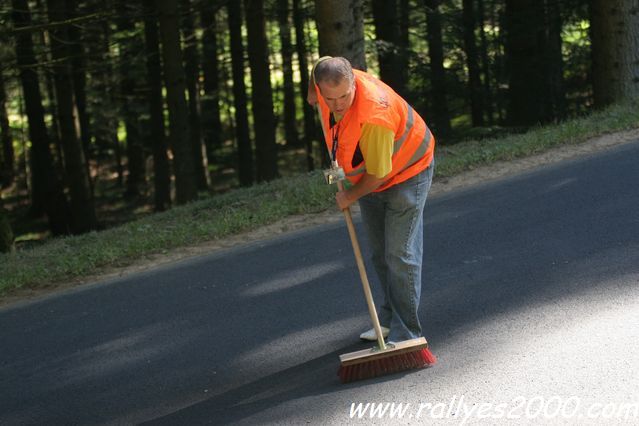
[2,140,638,425]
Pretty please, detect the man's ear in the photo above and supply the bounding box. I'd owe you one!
[308,56,330,106]
[307,83,318,106]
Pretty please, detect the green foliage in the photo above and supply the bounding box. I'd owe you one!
[0,171,335,294]
[435,102,639,177]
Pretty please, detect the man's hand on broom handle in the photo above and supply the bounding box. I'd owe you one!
[335,174,386,211]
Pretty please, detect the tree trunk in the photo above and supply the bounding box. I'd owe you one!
[181,0,209,191]
[0,202,14,253]
[143,0,172,211]
[12,0,71,235]
[352,0,367,71]
[462,0,485,127]
[0,69,15,187]
[505,0,549,126]
[494,3,507,123]
[590,0,639,107]
[278,0,300,147]
[314,0,367,70]
[424,0,452,138]
[293,0,316,171]
[228,1,254,186]
[399,0,411,101]
[199,4,223,162]
[116,1,145,199]
[157,0,198,204]
[244,0,279,182]
[103,16,124,187]
[544,0,566,120]
[477,0,495,124]
[40,29,62,178]
[67,0,92,164]
[47,0,97,233]
[371,0,406,96]
[85,1,122,187]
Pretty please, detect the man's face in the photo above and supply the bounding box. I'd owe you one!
[318,79,356,116]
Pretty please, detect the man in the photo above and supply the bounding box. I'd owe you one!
[307,56,436,343]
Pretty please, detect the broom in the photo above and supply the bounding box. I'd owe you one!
[335,187,437,383]
[315,106,437,383]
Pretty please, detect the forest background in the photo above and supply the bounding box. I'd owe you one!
[0,0,638,293]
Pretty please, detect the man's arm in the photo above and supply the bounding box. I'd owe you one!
[335,173,385,210]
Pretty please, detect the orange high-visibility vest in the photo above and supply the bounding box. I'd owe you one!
[316,69,435,191]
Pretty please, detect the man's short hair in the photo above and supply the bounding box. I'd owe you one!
[313,57,355,87]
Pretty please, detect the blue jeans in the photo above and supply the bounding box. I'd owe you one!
[358,163,434,342]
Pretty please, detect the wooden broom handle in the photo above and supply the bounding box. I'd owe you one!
[314,104,387,349]
[337,181,387,350]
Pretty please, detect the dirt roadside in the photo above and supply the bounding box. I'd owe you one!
[3,128,638,307]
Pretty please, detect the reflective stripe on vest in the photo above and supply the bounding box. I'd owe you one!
[346,103,431,177]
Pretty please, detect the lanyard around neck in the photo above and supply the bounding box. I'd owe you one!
[330,113,340,163]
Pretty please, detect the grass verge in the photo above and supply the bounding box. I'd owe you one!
[1,102,638,297]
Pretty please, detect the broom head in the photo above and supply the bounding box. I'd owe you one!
[338,337,437,383]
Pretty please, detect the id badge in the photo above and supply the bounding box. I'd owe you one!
[323,166,345,185]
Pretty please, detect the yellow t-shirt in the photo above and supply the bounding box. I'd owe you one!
[334,113,394,179]
[359,123,394,178]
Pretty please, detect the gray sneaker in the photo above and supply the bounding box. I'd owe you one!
[359,326,390,341]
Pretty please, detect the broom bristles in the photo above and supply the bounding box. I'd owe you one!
[338,347,437,383]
